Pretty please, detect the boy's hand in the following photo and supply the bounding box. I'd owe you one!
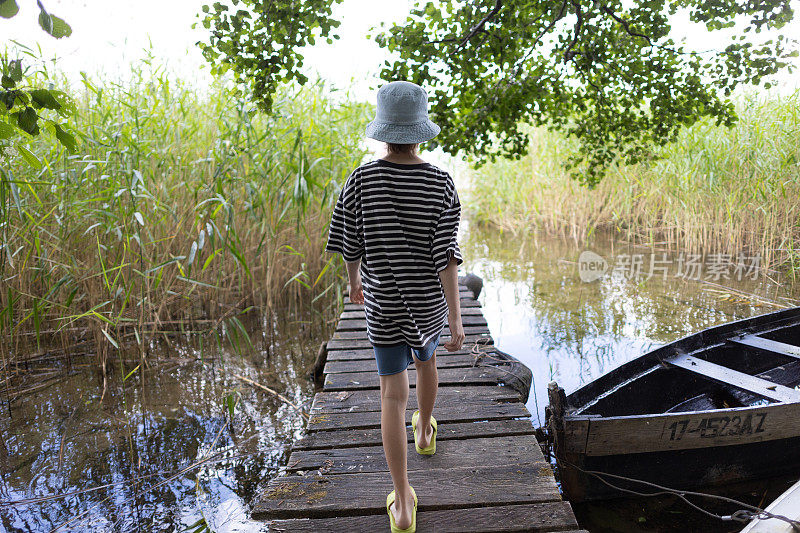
[444,312,465,351]
[345,260,364,304]
[349,281,364,305]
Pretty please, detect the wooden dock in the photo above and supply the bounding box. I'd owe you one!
[252,279,586,532]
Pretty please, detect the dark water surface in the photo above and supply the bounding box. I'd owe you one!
[4,223,800,532]
[0,316,323,532]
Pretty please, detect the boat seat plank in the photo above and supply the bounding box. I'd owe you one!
[267,502,581,532]
[664,354,800,403]
[730,334,800,361]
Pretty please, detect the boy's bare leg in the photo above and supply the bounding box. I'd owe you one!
[380,370,414,529]
[413,352,437,448]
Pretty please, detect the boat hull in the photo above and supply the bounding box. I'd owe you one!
[559,402,800,502]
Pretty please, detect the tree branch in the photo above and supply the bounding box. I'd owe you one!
[563,0,583,62]
[599,4,652,45]
[452,0,503,54]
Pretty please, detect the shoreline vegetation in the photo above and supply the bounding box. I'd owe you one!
[0,62,370,395]
[466,89,800,280]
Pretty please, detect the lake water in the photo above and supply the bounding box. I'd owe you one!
[2,223,798,532]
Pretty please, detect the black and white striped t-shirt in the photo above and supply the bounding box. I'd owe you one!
[326,159,463,348]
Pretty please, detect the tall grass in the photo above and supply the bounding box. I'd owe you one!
[468,90,800,276]
[0,58,370,389]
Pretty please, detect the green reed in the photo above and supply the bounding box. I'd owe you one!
[468,89,800,277]
[0,58,370,376]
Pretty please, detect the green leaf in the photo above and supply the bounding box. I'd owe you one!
[0,121,15,139]
[30,89,61,110]
[49,15,72,38]
[38,10,72,38]
[17,145,42,169]
[123,364,140,382]
[1,75,14,89]
[54,123,77,152]
[100,327,119,349]
[0,0,18,19]
[8,59,22,82]
[16,107,38,135]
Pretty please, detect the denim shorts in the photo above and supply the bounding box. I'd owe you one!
[372,332,441,376]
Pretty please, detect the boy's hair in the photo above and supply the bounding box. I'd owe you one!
[386,143,419,155]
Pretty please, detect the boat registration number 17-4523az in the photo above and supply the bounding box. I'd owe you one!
[664,413,767,441]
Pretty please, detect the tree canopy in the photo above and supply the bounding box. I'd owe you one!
[198,0,343,112]
[198,0,795,185]
[377,0,797,185]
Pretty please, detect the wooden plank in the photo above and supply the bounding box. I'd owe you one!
[325,346,482,361]
[251,463,560,519]
[307,402,531,431]
[336,314,488,331]
[731,334,800,360]
[581,402,800,456]
[563,418,591,454]
[268,502,579,532]
[323,353,498,374]
[287,434,545,474]
[332,325,491,340]
[326,334,492,351]
[294,419,537,450]
[664,354,800,403]
[323,365,505,391]
[311,386,519,413]
[339,306,485,320]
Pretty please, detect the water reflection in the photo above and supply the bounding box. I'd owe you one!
[0,312,324,532]
[460,224,800,424]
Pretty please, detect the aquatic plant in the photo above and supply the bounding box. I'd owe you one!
[0,57,370,396]
[467,89,800,277]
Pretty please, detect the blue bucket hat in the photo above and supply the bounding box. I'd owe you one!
[365,81,440,144]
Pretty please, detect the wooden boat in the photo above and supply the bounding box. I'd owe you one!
[547,306,800,503]
[740,478,800,532]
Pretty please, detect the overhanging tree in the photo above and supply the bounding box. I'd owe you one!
[199,0,798,186]
[377,0,797,185]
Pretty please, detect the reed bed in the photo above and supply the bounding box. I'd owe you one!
[468,90,800,277]
[0,60,370,392]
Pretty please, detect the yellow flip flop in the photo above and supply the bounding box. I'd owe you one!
[387,485,417,533]
[411,410,437,455]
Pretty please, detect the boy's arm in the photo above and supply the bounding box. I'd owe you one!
[346,259,364,304]
[438,257,464,351]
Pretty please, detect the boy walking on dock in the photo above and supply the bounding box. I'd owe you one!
[326,80,465,532]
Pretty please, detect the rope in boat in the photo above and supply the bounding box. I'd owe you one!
[560,459,800,531]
